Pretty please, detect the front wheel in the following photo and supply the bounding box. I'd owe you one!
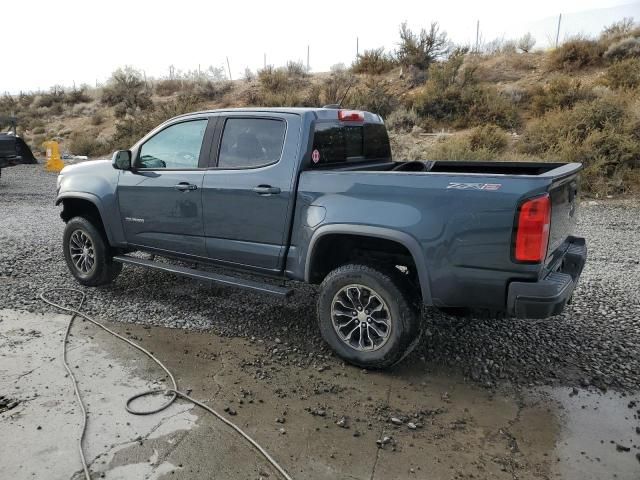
[63,216,122,286]
[317,264,421,369]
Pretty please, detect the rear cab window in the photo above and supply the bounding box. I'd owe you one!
[311,122,391,167]
[217,117,286,169]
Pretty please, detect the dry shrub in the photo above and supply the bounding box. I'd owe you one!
[352,48,396,75]
[604,37,640,60]
[517,33,536,53]
[90,113,104,126]
[423,135,495,161]
[519,96,640,195]
[64,86,92,105]
[35,86,65,108]
[412,53,519,129]
[396,21,450,70]
[101,67,153,118]
[528,75,594,115]
[257,66,290,92]
[286,60,308,77]
[348,78,397,117]
[385,107,419,132]
[155,79,183,96]
[603,58,640,89]
[548,38,605,71]
[468,124,509,152]
[68,131,109,157]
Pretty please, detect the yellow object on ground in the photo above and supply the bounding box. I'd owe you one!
[44,141,64,172]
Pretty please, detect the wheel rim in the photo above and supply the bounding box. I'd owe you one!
[330,284,392,352]
[69,229,96,275]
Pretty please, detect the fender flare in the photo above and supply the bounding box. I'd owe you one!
[305,224,433,305]
[55,192,115,244]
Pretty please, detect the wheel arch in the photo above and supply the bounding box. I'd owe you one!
[57,193,113,244]
[305,224,432,305]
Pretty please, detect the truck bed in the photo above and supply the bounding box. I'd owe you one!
[326,159,573,177]
[295,159,582,310]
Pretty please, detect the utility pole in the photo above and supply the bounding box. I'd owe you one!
[226,57,232,81]
[264,53,267,69]
[356,37,359,57]
[475,20,480,54]
[307,45,310,71]
[555,13,562,48]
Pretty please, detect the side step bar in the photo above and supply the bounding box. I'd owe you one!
[112,255,293,298]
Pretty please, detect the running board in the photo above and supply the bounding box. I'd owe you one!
[112,255,293,298]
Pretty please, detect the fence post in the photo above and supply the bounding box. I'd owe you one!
[555,13,562,48]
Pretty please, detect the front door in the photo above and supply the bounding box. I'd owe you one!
[117,118,211,258]
[201,114,300,271]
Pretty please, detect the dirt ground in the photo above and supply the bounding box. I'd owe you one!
[1,309,638,480]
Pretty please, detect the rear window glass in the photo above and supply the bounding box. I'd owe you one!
[218,118,286,169]
[312,123,391,165]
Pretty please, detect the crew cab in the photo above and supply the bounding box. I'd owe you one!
[56,107,587,368]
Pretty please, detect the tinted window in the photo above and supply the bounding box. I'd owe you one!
[217,118,286,169]
[312,123,391,165]
[138,120,207,169]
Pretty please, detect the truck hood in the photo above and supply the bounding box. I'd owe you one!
[60,159,112,175]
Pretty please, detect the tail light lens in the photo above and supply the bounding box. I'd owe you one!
[338,110,364,122]
[515,194,551,262]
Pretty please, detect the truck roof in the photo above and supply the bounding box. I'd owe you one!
[172,107,384,124]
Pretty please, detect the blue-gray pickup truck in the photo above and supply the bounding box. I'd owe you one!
[56,107,587,368]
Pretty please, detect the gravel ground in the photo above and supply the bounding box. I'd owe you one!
[1,164,639,392]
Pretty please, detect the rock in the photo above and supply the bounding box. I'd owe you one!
[279,428,286,435]
[407,422,417,430]
[615,443,631,452]
[276,417,285,424]
[336,417,348,428]
[390,417,403,426]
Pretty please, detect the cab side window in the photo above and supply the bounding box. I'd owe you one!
[138,120,208,169]
[217,118,286,169]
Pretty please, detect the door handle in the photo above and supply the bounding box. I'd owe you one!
[174,182,198,191]
[252,185,281,195]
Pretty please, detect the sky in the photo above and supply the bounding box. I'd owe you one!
[1,0,638,93]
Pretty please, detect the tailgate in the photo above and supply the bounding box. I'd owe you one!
[547,166,581,255]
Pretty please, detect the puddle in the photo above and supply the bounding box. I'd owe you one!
[0,309,198,479]
[548,387,640,480]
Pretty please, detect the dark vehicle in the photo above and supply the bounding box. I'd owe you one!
[0,117,38,178]
[55,107,587,368]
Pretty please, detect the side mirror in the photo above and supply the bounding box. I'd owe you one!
[112,150,132,170]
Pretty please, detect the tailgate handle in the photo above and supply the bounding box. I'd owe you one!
[252,185,281,195]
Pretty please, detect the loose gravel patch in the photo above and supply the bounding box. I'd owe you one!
[1,164,639,391]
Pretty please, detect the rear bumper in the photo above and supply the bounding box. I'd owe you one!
[507,237,587,319]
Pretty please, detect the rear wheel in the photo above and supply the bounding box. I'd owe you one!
[317,264,421,369]
[63,216,122,286]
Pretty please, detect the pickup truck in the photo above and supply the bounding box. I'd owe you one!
[0,117,38,179]
[56,107,587,368]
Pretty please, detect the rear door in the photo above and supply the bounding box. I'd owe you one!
[117,118,214,257]
[201,113,301,272]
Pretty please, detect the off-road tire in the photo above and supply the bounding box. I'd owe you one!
[63,216,122,287]
[317,264,421,369]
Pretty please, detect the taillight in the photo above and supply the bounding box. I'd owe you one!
[338,109,364,122]
[514,194,551,263]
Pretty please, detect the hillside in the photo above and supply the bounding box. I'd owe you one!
[1,19,639,197]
